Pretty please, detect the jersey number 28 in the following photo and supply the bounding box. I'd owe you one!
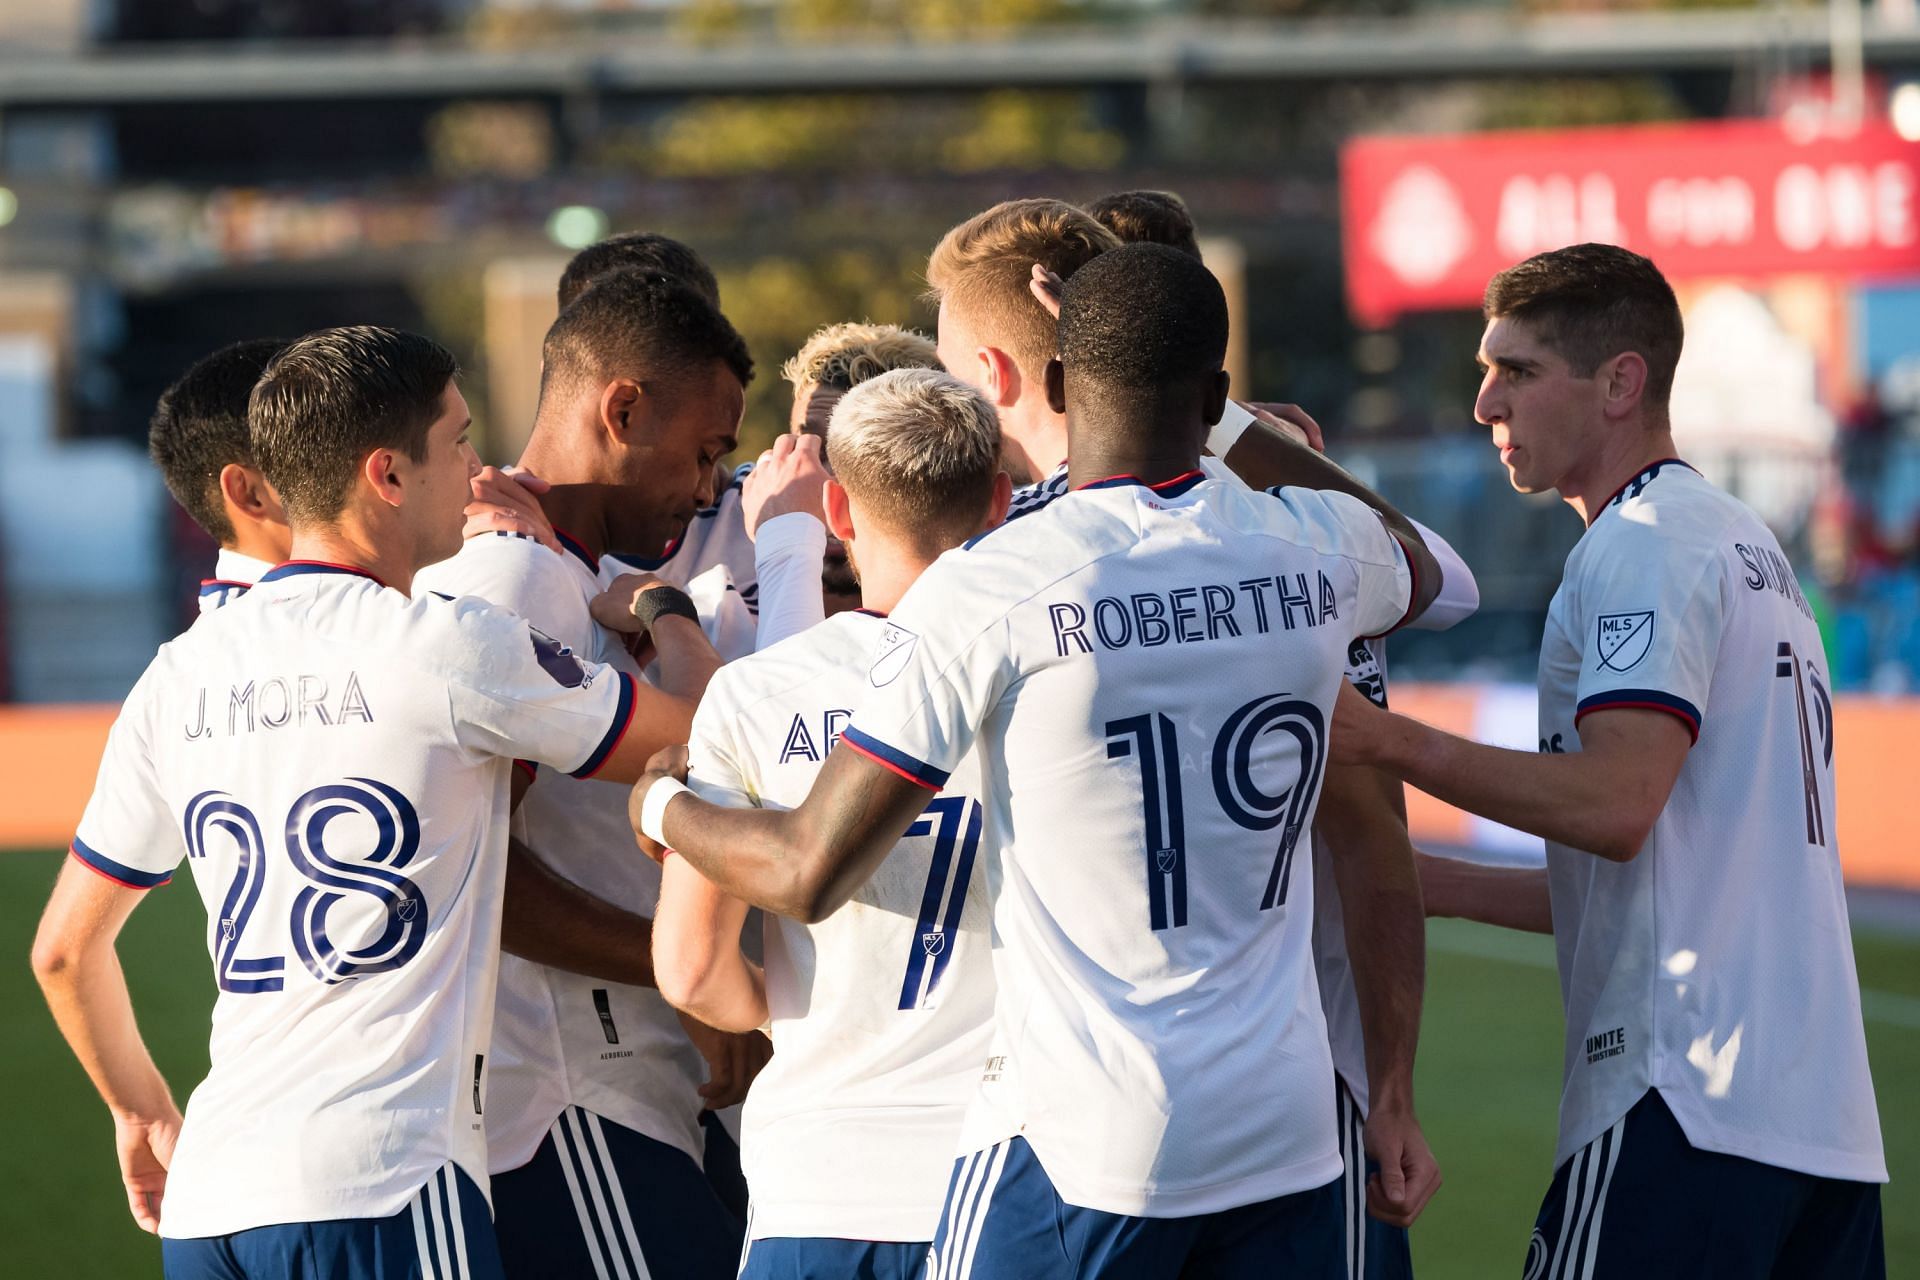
[183,778,430,993]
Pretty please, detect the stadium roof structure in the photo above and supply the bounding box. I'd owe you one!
[1,10,1918,106]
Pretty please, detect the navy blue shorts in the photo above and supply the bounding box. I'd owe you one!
[491,1106,743,1279]
[163,1163,500,1280]
[1335,1079,1414,1280]
[702,1107,751,1221]
[1525,1090,1884,1279]
[738,1233,929,1280]
[928,1137,1343,1279]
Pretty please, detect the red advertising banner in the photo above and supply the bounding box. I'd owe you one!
[1340,119,1920,327]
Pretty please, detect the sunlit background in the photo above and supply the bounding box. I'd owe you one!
[0,2,1916,1277]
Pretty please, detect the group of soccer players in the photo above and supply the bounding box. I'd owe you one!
[30,186,1887,1280]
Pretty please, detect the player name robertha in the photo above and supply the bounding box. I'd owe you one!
[1048,571,1343,656]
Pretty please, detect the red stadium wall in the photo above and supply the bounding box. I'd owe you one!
[2,691,1916,887]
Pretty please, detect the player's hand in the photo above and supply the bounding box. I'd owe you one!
[114,1106,181,1234]
[675,1011,772,1110]
[1330,679,1391,767]
[1029,262,1065,319]
[1245,402,1327,453]
[1362,1102,1442,1228]
[465,465,559,553]
[591,572,675,635]
[740,433,830,541]
[630,745,691,863]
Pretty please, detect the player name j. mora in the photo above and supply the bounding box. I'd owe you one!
[184,672,375,741]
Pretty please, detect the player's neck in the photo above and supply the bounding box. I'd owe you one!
[285,522,418,595]
[1562,425,1681,526]
[850,545,937,615]
[223,522,288,570]
[1001,399,1069,485]
[1065,415,1201,492]
[529,484,612,561]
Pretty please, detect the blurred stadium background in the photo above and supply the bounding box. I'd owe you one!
[0,0,1915,1275]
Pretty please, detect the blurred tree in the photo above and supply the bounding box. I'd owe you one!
[710,247,935,453]
[425,103,555,181]
[1473,76,1687,129]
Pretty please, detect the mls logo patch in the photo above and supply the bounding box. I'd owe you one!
[921,930,946,957]
[869,624,919,688]
[1155,847,1179,874]
[1595,611,1655,672]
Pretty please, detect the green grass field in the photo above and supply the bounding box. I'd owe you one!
[2,847,1913,1278]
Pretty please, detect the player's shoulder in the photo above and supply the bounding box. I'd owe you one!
[703,610,876,716]
[1580,461,1750,568]
[1237,482,1399,564]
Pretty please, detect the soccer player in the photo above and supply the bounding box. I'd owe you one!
[557,230,722,310]
[414,271,761,1279]
[648,368,1006,1280]
[743,321,944,640]
[1331,244,1887,1277]
[620,244,1443,1278]
[147,339,293,612]
[32,326,710,1279]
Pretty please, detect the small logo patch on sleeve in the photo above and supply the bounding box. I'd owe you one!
[1595,611,1655,672]
[869,624,920,687]
[528,627,592,688]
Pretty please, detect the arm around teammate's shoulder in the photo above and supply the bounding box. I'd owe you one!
[1334,683,1692,863]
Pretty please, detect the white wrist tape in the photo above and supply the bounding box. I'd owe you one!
[1207,400,1257,458]
[639,777,690,847]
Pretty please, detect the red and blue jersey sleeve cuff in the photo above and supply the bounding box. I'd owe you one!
[70,837,172,890]
[1365,534,1421,640]
[840,726,949,790]
[514,759,539,780]
[570,672,637,779]
[1575,689,1701,743]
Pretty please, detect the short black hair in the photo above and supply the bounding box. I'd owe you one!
[557,232,721,310]
[250,326,460,524]
[149,338,290,543]
[1485,243,1684,411]
[1085,190,1202,261]
[1057,242,1227,391]
[542,272,755,403]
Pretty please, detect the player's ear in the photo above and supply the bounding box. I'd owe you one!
[1602,352,1648,421]
[600,379,645,443]
[219,463,279,523]
[1044,358,1066,415]
[978,471,1013,534]
[823,478,856,543]
[1203,370,1230,427]
[363,448,404,508]
[981,346,1022,409]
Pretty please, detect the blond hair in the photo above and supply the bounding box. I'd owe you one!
[925,198,1119,378]
[781,321,941,391]
[827,367,1001,552]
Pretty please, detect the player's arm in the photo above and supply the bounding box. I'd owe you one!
[31,858,181,1234]
[653,854,766,1033]
[1417,851,1553,934]
[1222,420,1441,621]
[1316,762,1442,1228]
[1333,685,1691,862]
[501,835,656,986]
[583,581,724,784]
[633,745,933,924]
[743,433,831,650]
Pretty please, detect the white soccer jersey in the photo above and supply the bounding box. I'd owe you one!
[415,532,711,1176]
[71,561,638,1238]
[197,548,275,613]
[843,471,1412,1218]
[1537,459,1884,1182]
[614,463,760,616]
[686,609,994,1243]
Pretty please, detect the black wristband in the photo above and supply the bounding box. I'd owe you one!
[630,584,701,631]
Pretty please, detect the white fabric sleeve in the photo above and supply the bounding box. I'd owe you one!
[71,667,183,889]
[841,560,1009,791]
[437,599,636,778]
[1570,531,1725,744]
[1403,518,1479,633]
[1206,400,1258,458]
[685,671,759,811]
[752,512,829,651]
